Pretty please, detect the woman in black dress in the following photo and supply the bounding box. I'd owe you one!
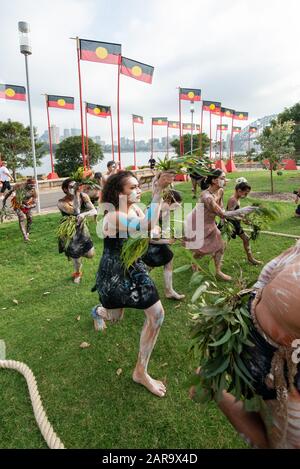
[92,170,174,397]
[57,178,97,283]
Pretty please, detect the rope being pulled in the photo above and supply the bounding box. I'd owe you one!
[0,359,65,449]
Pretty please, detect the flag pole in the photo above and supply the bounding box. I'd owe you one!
[219,114,223,161]
[167,123,169,156]
[209,111,212,160]
[179,89,183,156]
[75,37,86,170]
[110,111,115,161]
[44,95,55,178]
[85,103,89,169]
[199,104,204,156]
[117,57,121,168]
[132,117,137,169]
[215,126,218,160]
[230,115,234,160]
[151,120,153,156]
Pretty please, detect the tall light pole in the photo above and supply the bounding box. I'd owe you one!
[18,21,40,213]
[190,103,194,155]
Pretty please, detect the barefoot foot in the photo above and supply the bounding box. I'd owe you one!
[216,271,232,281]
[248,257,263,266]
[132,370,166,397]
[165,290,185,300]
[91,305,107,332]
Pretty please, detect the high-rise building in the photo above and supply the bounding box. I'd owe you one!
[71,128,81,136]
[63,129,70,139]
[50,125,60,144]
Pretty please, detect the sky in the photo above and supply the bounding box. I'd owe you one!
[0,0,299,144]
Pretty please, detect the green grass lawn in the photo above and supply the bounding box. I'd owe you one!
[0,170,299,449]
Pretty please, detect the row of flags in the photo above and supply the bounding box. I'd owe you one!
[79,39,154,83]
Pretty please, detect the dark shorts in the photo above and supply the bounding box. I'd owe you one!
[296,205,300,215]
[142,243,174,268]
[0,181,11,193]
[230,219,244,238]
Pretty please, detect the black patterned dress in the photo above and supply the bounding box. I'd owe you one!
[93,236,159,310]
[58,194,94,259]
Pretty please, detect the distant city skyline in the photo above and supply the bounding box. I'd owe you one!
[0,0,299,148]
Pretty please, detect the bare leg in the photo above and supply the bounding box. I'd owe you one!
[164,260,185,300]
[213,249,232,281]
[132,300,166,397]
[84,247,95,259]
[218,391,269,448]
[17,210,28,241]
[26,211,33,238]
[72,257,82,284]
[191,179,197,199]
[92,306,124,331]
[240,233,262,265]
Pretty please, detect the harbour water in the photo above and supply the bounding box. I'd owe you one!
[18,151,175,177]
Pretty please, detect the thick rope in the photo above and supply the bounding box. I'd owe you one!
[0,359,65,449]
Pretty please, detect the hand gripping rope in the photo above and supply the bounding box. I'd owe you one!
[0,359,65,449]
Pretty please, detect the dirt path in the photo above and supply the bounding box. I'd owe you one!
[251,192,296,202]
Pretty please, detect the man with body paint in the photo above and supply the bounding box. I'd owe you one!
[91,170,174,397]
[102,161,119,185]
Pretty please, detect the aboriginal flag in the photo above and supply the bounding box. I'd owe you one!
[249,126,257,133]
[152,117,168,126]
[133,114,144,124]
[195,124,201,131]
[217,124,228,131]
[202,100,221,112]
[86,103,111,117]
[80,39,121,65]
[234,111,248,121]
[47,95,74,110]
[232,126,241,133]
[168,121,180,129]
[183,123,195,130]
[179,88,201,102]
[221,107,234,118]
[121,57,154,84]
[0,84,26,101]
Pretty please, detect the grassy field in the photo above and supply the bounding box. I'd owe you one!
[0,170,299,449]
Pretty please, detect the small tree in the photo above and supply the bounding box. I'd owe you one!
[256,120,295,193]
[0,119,45,181]
[55,136,103,177]
[171,132,210,157]
[277,102,300,156]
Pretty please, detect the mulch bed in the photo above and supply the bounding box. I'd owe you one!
[251,192,295,202]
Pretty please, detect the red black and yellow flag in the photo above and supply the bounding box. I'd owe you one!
[168,121,180,129]
[86,103,111,117]
[47,95,74,110]
[232,126,241,133]
[121,57,154,84]
[133,114,144,124]
[202,100,221,113]
[195,124,201,131]
[0,84,26,101]
[233,111,248,121]
[221,107,234,118]
[179,88,201,102]
[249,126,257,133]
[182,123,195,130]
[152,117,168,126]
[217,124,228,131]
[80,39,121,65]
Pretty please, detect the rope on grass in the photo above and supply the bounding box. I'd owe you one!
[244,229,300,240]
[0,359,65,449]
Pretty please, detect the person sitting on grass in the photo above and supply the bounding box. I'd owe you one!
[226,180,262,265]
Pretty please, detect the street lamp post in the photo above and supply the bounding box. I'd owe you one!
[190,103,194,155]
[18,21,40,213]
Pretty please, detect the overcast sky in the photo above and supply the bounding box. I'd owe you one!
[0,0,299,143]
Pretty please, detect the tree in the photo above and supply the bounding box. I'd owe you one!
[277,102,300,156]
[256,120,295,194]
[54,136,103,177]
[0,119,45,181]
[170,133,210,157]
